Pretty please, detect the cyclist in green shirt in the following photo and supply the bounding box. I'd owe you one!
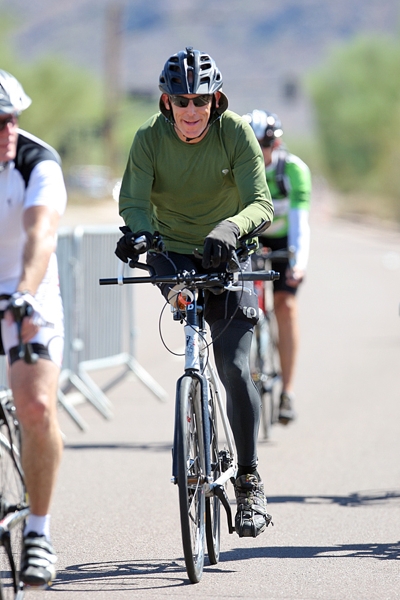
[244,109,311,424]
[116,47,274,539]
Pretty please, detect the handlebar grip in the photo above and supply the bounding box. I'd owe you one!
[240,270,280,281]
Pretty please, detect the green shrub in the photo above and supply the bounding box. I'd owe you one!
[308,35,400,217]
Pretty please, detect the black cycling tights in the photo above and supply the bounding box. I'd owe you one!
[211,318,260,471]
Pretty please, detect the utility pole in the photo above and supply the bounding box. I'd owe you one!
[104,1,123,175]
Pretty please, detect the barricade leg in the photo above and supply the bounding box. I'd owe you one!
[78,352,168,404]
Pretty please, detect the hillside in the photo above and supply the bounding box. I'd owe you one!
[2,0,399,136]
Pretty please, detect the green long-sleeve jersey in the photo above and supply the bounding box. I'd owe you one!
[119,110,274,254]
[263,151,311,239]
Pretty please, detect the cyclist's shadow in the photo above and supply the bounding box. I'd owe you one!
[266,489,400,507]
[221,541,400,562]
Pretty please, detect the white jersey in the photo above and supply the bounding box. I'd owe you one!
[0,129,67,293]
[0,130,67,366]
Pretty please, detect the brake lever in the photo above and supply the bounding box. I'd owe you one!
[193,249,203,261]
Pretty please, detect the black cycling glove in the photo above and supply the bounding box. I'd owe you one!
[115,226,153,263]
[202,220,240,269]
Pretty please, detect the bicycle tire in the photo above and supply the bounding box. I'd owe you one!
[205,376,221,565]
[265,310,282,426]
[0,396,27,600]
[253,311,281,439]
[176,376,206,584]
[260,388,274,441]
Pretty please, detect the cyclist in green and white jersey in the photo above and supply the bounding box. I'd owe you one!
[244,109,311,424]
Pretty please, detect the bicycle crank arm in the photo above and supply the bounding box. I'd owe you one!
[206,466,236,491]
[213,484,234,534]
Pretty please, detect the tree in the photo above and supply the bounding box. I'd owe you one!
[308,35,400,216]
[0,16,158,189]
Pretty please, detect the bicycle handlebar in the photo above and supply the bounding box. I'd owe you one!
[100,267,279,288]
[252,246,296,272]
[255,246,296,261]
[104,225,280,289]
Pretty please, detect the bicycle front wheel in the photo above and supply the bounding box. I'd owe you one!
[0,396,27,600]
[176,376,206,584]
[205,377,221,565]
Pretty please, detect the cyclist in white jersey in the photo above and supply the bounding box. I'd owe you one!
[0,70,66,587]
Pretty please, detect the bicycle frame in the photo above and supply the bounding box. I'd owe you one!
[171,289,237,508]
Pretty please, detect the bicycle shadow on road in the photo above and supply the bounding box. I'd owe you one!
[221,541,400,562]
[266,489,400,507]
[50,558,233,592]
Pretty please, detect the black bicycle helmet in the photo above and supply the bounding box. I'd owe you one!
[0,69,31,115]
[243,109,283,146]
[159,46,223,95]
[158,47,228,123]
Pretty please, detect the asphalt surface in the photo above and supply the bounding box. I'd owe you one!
[29,201,400,599]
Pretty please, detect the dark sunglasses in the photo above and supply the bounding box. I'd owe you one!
[169,94,212,108]
[0,115,17,131]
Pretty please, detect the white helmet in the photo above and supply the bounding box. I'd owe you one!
[0,69,32,115]
[243,109,283,147]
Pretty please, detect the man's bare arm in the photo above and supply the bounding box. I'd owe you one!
[18,205,60,295]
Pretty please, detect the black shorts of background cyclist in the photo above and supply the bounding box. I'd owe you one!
[259,235,299,295]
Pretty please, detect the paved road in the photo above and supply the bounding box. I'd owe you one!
[33,206,400,599]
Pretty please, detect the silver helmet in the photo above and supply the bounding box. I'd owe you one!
[0,69,32,115]
[243,109,283,147]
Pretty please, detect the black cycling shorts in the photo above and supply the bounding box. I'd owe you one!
[0,306,51,364]
[258,235,299,296]
[146,251,259,327]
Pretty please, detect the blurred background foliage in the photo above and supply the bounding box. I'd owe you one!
[2,12,400,221]
[0,17,158,197]
[307,34,400,221]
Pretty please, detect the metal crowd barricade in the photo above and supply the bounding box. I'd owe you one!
[57,225,167,431]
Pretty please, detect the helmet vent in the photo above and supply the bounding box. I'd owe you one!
[200,62,212,72]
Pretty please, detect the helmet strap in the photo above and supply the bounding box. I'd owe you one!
[174,122,210,143]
